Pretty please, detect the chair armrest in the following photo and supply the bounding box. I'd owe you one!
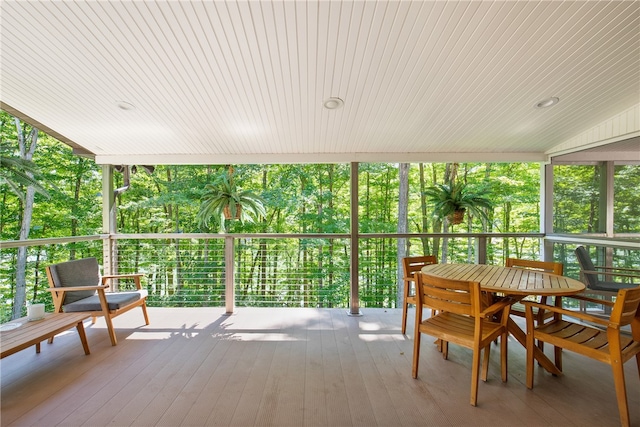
[523,301,610,327]
[593,265,640,274]
[569,293,616,307]
[48,285,109,292]
[609,267,640,274]
[481,296,519,318]
[102,274,144,280]
[580,269,601,277]
[582,269,640,280]
[102,274,144,289]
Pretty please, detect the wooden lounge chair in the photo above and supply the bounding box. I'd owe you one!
[401,255,437,334]
[524,287,640,427]
[46,257,149,345]
[412,271,513,406]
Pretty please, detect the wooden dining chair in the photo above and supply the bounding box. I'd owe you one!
[412,271,513,406]
[523,287,640,427]
[506,258,563,326]
[401,255,437,334]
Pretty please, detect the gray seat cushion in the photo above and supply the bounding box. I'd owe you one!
[63,290,148,312]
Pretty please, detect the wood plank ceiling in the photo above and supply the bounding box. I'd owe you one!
[1,1,638,165]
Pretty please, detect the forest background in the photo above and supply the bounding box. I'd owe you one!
[2,111,639,321]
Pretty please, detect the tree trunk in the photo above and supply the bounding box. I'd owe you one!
[439,163,458,263]
[69,158,86,260]
[441,219,449,263]
[429,165,442,260]
[418,163,430,254]
[504,201,512,260]
[13,119,38,320]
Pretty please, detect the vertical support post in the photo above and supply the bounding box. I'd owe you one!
[475,237,487,264]
[225,235,235,315]
[102,165,115,276]
[599,161,615,266]
[598,161,615,236]
[349,162,361,316]
[595,161,615,312]
[541,163,555,261]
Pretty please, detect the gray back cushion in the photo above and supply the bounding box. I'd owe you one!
[575,246,598,287]
[49,258,100,304]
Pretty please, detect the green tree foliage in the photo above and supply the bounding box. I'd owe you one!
[554,165,600,233]
[0,115,51,202]
[0,156,50,201]
[614,165,640,234]
[2,112,638,320]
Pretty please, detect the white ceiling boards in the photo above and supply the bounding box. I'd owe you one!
[1,1,639,165]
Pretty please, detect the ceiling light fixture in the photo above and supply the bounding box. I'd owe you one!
[534,97,559,109]
[116,101,136,111]
[323,97,344,110]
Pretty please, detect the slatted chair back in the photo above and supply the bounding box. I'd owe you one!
[612,286,640,330]
[416,272,479,317]
[403,256,438,281]
[504,258,564,332]
[506,258,563,275]
[400,255,437,334]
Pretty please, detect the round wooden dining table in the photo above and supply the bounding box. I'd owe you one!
[421,263,585,375]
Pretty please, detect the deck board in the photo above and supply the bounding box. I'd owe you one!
[1,307,638,427]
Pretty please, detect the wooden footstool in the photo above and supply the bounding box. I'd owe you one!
[1,312,91,358]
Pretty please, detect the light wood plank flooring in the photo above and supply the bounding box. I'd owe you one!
[1,307,638,426]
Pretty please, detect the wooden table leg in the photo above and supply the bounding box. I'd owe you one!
[75,321,90,355]
[506,317,561,376]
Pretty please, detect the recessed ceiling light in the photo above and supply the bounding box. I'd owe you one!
[116,101,136,111]
[534,97,559,109]
[323,97,344,110]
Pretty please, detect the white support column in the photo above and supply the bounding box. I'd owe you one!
[600,161,615,237]
[599,161,615,266]
[541,163,554,262]
[225,235,235,315]
[475,237,487,264]
[349,162,361,316]
[102,165,116,276]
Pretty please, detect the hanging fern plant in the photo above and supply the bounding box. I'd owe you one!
[423,182,492,225]
[197,168,266,230]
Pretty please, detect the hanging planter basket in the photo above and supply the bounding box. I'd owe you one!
[449,209,466,225]
[223,204,242,220]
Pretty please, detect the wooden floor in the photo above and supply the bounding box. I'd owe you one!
[1,307,638,427]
